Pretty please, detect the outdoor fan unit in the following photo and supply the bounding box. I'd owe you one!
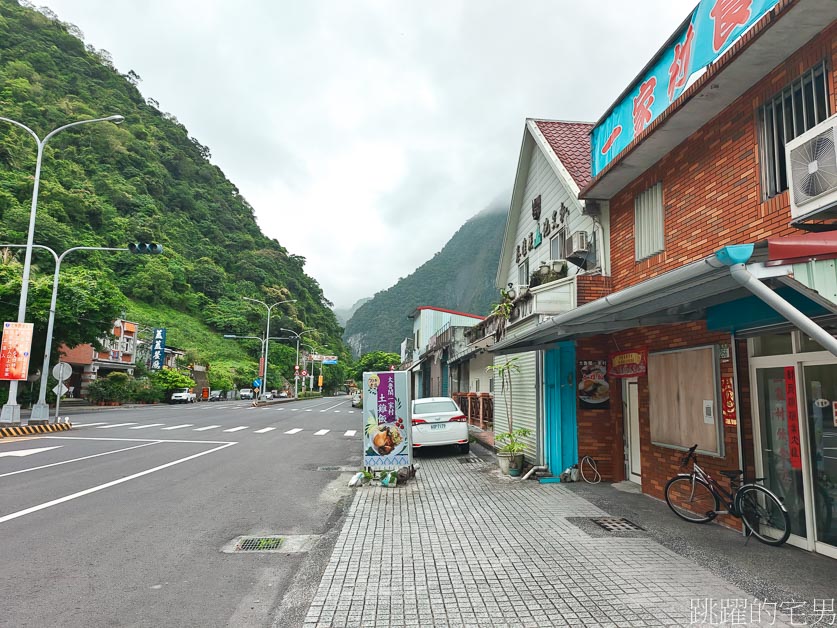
[565,231,590,269]
[786,115,837,225]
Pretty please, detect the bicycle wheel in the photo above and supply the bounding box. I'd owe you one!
[665,475,718,523]
[736,484,791,546]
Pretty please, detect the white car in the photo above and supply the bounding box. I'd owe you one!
[170,388,196,404]
[239,388,254,400]
[411,397,469,454]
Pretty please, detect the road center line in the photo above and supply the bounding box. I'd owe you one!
[193,425,221,431]
[254,427,276,434]
[161,424,193,431]
[0,441,160,478]
[42,436,234,445]
[129,424,165,430]
[70,422,108,427]
[284,428,302,434]
[223,426,248,432]
[313,429,329,436]
[0,442,236,525]
[96,423,137,429]
[320,402,344,412]
[344,430,357,437]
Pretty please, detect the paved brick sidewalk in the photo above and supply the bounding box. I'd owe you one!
[302,454,795,627]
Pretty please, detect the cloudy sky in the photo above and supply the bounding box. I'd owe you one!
[41,0,697,309]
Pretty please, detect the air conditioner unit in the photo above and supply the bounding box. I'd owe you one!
[565,231,589,256]
[786,114,837,226]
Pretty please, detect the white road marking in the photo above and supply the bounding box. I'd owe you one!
[344,430,357,437]
[313,429,329,436]
[0,442,236,525]
[44,435,233,445]
[305,409,313,412]
[96,423,137,429]
[70,422,107,427]
[193,425,221,432]
[0,446,62,458]
[224,426,248,432]
[334,410,341,413]
[161,424,194,431]
[0,442,158,478]
[320,402,344,412]
[347,411,355,414]
[284,428,302,434]
[129,424,165,430]
[254,427,276,434]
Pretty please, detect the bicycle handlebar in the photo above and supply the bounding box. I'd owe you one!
[680,444,698,468]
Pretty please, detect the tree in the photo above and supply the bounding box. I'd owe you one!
[150,369,195,392]
[351,351,401,381]
[486,356,520,435]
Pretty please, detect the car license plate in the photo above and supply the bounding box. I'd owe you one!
[431,423,446,430]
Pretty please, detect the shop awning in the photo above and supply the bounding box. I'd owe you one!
[491,237,837,356]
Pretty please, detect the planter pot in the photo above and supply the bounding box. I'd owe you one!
[508,467,521,477]
[497,452,512,475]
[510,453,524,470]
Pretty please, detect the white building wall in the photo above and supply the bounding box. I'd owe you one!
[467,352,494,393]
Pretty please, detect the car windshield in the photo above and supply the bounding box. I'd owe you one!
[413,400,458,414]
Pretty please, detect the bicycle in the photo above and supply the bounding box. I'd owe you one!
[664,444,791,546]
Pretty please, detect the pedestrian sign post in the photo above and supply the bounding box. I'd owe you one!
[301,370,308,377]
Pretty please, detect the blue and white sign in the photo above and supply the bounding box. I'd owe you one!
[252,378,262,389]
[591,0,781,177]
[150,328,166,371]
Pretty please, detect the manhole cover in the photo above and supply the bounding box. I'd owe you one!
[590,517,643,532]
[235,536,283,551]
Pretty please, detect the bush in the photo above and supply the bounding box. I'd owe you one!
[87,372,132,403]
[298,391,322,399]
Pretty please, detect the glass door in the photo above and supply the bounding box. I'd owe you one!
[754,367,808,541]
[801,364,837,552]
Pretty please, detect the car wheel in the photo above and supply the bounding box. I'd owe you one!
[458,443,470,454]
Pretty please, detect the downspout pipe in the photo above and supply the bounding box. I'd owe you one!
[727,263,837,358]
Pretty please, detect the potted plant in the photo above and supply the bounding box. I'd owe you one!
[486,356,530,475]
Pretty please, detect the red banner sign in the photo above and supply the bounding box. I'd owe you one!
[784,367,802,470]
[0,322,34,381]
[721,376,736,426]
[608,349,647,378]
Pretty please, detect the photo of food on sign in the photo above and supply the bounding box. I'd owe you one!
[364,413,406,457]
[577,360,610,409]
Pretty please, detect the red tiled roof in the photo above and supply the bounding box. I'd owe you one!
[533,120,594,190]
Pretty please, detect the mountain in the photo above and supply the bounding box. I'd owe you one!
[333,297,372,327]
[0,2,348,392]
[343,205,507,355]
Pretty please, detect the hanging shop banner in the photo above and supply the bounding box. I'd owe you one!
[150,328,166,371]
[608,349,647,378]
[363,371,412,469]
[577,360,610,410]
[721,376,737,426]
[0,322,34,381]
[783,367,802,470]
[591,0,782,177]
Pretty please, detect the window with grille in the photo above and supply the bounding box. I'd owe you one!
[759,60,831,199]
[634,182,664,260]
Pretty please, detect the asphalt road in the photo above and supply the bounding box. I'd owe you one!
[0,395,362,627]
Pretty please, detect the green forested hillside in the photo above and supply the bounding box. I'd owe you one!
[343,206,507,354]
[0,1,348,392]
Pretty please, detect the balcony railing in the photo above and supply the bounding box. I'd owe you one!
[452,392,493,430]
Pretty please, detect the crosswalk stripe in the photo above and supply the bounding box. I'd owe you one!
[284,428,302,434]
[224,426,248,432]
[305,409,312,412]
[129,424,165,430]
[73,422,107,427]
[193,425,220,431]
[96,423,137,429]
[334,410,341,413]
[161,424,193,431]
[347,411,355,414]
[344,430,356,437]
[313,429,329,436]
[254,427,276,434]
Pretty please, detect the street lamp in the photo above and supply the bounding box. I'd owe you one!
[0,114,124,424]
[242,297,297,399]
[278,328,317,398]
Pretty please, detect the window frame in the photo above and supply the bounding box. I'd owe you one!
[550,228,566,260]
[634,182,665,261]
[518,258,529,287]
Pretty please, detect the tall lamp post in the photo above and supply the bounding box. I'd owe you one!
[0,115,124,424]
[279,328,317,398]
[240,297,297,399]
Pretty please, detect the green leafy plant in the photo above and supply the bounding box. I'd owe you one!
[495,427,532,455]
[486,356,520,434]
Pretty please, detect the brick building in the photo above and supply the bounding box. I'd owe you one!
[59,318,139,398]
[494,0,837,557]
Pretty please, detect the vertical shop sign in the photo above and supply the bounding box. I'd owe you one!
[577,360,610,409]
[363,371,412,469]
[0,322,34,380]
[783,367,802,470]
[721,376,736,426]
[150,328,166,371]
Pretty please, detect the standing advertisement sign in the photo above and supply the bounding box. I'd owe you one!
[363,371,412,469]
[0,322,34,380]
[150,328,166,371]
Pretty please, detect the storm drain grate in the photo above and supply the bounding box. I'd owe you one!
[235,536,283,552]
[590,517,643,532]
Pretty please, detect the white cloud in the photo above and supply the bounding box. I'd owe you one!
[40,0,698,308]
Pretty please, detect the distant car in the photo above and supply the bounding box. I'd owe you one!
[263,391,273,400]
[208,390,223,402]
[239,388,254,400]
[411,397,469,454]
[278,391,289,398]
[170,388,197,404]
[351,390,362,408]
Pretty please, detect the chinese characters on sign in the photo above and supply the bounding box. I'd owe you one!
[608,349,647,378]
[577,360,610,410]
[592,0,778,176]
[150,328,166,371]
[721,376,736,426]
[0,322,34,381]
[691,598,836,626]
[784,367,802,470]
[362,371,411,469]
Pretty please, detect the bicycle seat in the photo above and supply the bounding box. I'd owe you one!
[720,469,743,479]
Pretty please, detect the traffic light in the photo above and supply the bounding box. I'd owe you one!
[129,242,163,254]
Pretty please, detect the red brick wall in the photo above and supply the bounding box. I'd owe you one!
[576,273,612,306]
[608,24,837,292]
[59,343,93,365]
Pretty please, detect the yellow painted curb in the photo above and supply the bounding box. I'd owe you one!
[0,422,72,438]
